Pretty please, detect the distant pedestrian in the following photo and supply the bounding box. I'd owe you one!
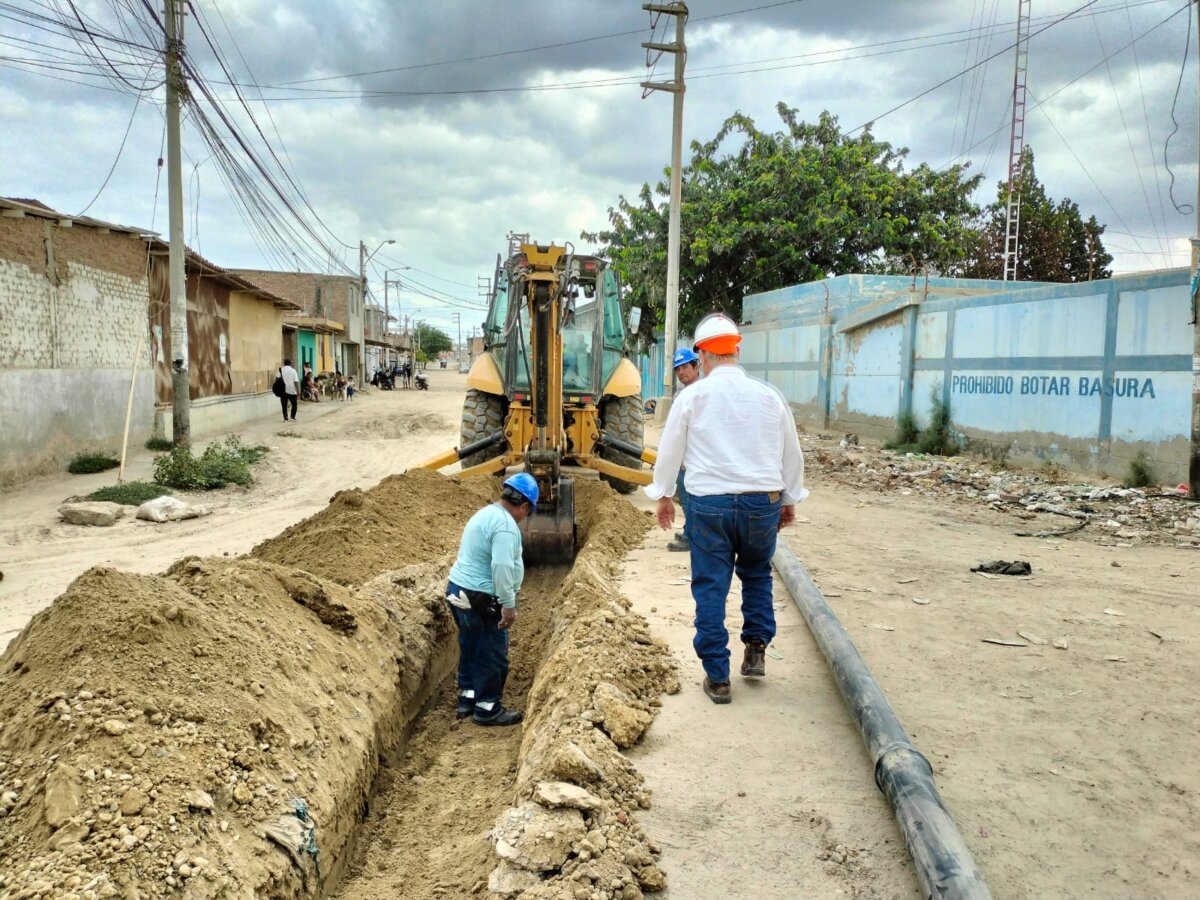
[279,358,299,421]
[645,314,808,705]
[667,347,701,553]
[345,377,356,401]
[445,473,539,726]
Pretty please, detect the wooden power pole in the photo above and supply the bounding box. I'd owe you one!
[165,0,190,446]
[641,2,687,418]
[1190,0,1200,497]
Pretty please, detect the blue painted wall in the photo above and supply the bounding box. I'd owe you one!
[741,269,1192,480]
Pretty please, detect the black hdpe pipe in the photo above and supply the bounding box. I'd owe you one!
[772,543,993,900]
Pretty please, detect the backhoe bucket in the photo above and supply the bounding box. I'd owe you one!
[520,477,576,566]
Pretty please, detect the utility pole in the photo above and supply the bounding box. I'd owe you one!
[642,1,687,418]
[452,312,462,367]
[1190,0,1200,498]
[358,241,367,386]
[164,0,189,447]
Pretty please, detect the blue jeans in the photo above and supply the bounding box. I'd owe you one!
[675,468,691,539]
[446,582,509,705]
[688,493,781,683]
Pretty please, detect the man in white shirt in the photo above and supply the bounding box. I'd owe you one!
[645,314,808,705]
[279,358,299,422]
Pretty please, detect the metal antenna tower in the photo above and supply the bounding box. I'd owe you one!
[1002,0,1032,282]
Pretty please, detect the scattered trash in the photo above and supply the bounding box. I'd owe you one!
[897,577,919,584]
[767,649,784,660]
[1103,608,1126,617]
[1017,631,1048,645]
[971,560,1033,576]
[911,597,931,605]
[1104,655,1127,662]
[802,438,1200,549]
[1052,638,1068,650]
[982,638,1028,647]
[1067,690,1083,696]
[865,623,895,631]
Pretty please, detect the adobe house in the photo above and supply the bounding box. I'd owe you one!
[0,198,299,485]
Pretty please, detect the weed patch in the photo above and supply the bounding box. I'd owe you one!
[153,436,269,491]
[67,452,119,475]
[86,482,171,506]
[144,436,174,451]
[1124,452,1155,489]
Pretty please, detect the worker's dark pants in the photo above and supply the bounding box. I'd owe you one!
[688,492,781,683]
[445,583,509,705]
[675,468,691,539]
[280,392,297,420]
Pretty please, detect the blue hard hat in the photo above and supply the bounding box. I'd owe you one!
[504,472,540,506]
[673,347,698,369]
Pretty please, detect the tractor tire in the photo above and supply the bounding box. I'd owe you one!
[460,389,507,470]
[599,395,645,495]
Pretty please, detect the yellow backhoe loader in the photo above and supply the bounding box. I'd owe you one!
[412,238,656,564]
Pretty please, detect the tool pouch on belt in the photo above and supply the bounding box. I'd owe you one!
[462,587,503,623]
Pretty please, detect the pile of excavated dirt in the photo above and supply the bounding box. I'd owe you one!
[252,469,496,585]
[498,480,678,899]
[0,557,454,899]
[0,470,499,899]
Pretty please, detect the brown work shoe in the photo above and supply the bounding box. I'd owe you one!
[741,640,767,677]
[703,677,732,704]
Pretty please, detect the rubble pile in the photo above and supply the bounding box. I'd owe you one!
[803,435,1200,548]
[488,480,677,900]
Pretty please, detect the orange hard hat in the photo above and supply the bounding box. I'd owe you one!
[693,313,741,354]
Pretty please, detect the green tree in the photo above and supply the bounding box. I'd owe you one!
[584,105,983,340]
[954,147,1112,282]
[415,323,452,355]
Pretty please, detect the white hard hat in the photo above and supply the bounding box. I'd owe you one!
[693,313,741,354]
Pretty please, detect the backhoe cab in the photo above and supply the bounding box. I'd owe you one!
[413,236,654,564]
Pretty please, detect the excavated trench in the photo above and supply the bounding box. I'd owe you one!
[0,470,676,900]
[331,566,566,899]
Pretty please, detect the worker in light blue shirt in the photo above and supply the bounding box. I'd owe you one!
[446,472,539,726]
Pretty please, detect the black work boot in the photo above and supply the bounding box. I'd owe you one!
[703,678,732,704]
[740,639,767,677]
[473,705,524,727]
[455,695,475,720]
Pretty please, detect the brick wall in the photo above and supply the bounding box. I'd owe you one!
[0,217,150,370]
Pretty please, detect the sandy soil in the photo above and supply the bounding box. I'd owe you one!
[5,370,1198,898]
[0,374,465,652]
[625,416,1200,899]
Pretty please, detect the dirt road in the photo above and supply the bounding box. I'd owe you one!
[4,371,1197,898]
[0,374,465,651]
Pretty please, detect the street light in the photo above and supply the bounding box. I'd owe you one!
[357,239,395,382]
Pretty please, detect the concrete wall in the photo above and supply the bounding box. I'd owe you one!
[741,269,1193,483]
[0,216,155,485]
[0,369,155,486]
[155,391,287,438]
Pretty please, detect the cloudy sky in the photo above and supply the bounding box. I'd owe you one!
[1,0,1196,337]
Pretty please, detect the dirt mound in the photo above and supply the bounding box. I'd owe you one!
[497,481,678,899]
[252,468,497,585]
[0,552,457,899]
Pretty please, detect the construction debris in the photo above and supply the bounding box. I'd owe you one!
[803,437,1200,549]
